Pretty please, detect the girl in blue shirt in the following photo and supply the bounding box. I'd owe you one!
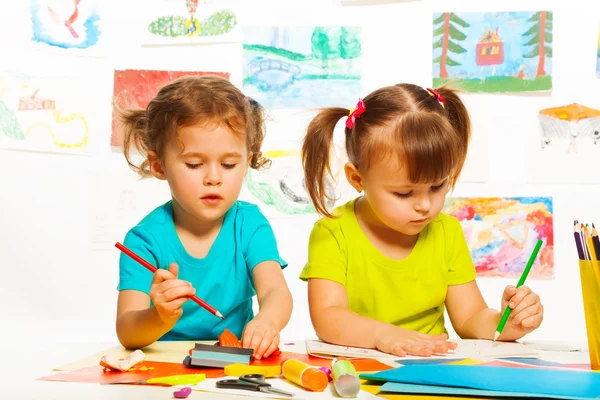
[115,76,292,360]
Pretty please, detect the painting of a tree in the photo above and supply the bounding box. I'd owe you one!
[433,13,470,79]
[522,11,553,78]
[340,27,361,74]
[311,27,341,71]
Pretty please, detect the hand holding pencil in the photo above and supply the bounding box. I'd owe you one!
[150,262,197,325]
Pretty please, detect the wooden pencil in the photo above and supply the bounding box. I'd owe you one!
[574,220,585,260]
[592,223,600,261]
[581,223,591,260]
[584,225,597,261]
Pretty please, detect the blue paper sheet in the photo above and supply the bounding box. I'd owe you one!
[360,364,600,399]
[396,358,465,366]
[379,382,594,400]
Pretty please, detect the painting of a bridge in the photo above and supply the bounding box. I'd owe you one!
[242,27,361,108]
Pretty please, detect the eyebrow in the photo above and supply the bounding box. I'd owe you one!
[180,152,243,158]
[385,178,449,190]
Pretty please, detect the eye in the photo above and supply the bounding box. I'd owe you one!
[431,181,447,191]
[394,191,412,199]
[222,163,237,169]
[186,163,201,169]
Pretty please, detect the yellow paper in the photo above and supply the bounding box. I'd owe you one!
[54,341,204,371]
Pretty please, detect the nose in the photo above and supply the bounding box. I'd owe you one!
[203,165,222,186]
[414,195,431,215]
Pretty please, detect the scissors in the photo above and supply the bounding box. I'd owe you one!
[216,374,294,397]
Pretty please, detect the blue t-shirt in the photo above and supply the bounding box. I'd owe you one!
[118,200,287,341]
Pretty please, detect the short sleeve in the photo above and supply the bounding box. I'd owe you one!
[299,222,347,286]
[446,217,477,285]
[118,228,159,295]
[243,210,287,272]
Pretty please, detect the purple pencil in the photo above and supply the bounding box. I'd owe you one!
[574,220,585,260]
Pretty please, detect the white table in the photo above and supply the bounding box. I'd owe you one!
[4,340,592,399]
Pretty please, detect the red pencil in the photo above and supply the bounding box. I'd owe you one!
[115,242,225,319]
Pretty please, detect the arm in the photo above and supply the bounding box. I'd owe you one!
[241,261,292,359]
[116,290,173,349]
[446,281,543,341]
[308,278,454,356]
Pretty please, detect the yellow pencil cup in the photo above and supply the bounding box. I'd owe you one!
[578,260,600,370]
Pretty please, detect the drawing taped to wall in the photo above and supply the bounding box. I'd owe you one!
[0,69,92,154]
[539,103,600,152]
[111,69,230,148]
[30,0,103,51]
[242,26,361,108]
[143,0,238,45]
[443,197,554,279]
[433,11,552,93]
[596,22,600,78]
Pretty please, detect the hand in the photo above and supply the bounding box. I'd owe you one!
[374,325,457,357]
[149,262,195,325]
[501,285,543,334]
[241,316,280,360]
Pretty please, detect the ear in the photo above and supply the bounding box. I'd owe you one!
[344,162,363,193]
[148,151,167,180]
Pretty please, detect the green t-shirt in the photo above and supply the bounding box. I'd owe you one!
[300,198,476,335]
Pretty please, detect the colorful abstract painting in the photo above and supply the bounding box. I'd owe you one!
[30,0,102,50]
[142,0,239,45]
[242,27,361,108]
[245,147,348,216]
[432,12,552,93]
[443,197,554,278]
[0,68,95,154]
[111,70,230,148]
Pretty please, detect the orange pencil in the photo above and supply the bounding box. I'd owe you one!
[584,225,597,261]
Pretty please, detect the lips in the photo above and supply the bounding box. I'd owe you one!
[202,194,222,200]
[412,218,427,223]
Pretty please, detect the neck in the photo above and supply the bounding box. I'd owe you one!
[355,196,419,248]
[171,199,223,238]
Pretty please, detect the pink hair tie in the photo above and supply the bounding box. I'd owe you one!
[346,98,366,129]
[426,88,446,108]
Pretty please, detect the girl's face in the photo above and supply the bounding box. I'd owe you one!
[152,123,249,225]
[347,156,450,236]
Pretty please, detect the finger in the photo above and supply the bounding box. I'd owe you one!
[389,344,407,357]
[512,302,543,326]
[159,285,196,303]
[253,332,276,360]
[241,324,255,349]
[502,285,517,302]
[151,268,178,285]
[507,286,533,309]
[157,279,193,294]
[433,340,452,354]
[405,343,433,357]
[168,262,179,278]
[521,308,544,328]
[263,335,280,359]
[511,292,539,316]
[248,329,266,355]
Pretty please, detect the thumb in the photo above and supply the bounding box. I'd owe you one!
[168,262,179,278]
[503,285,516,301]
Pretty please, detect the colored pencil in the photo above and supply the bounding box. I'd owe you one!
[584,225,597,261]
[581,223,591,260]
[592,224,600,261]
[494,239,543,341]
[115,242,225,319]
[574,220,584,260]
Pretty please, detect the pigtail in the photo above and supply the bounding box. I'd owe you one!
[435,85,471,187]
[245,97,270,170]
[115,106,153,178]
[302,108,348,217]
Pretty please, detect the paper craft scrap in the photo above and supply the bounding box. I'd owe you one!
[224,363,281,378]
[39,361,225,384]
[99,349,145,372]
[185,343,253,368]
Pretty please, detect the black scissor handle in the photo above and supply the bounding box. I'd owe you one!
[216,379,261,391]
[240,374,267,384]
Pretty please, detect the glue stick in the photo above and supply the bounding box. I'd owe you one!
[331,358,360,398]
[282,359,328,392]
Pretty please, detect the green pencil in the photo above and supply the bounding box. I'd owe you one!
[494,239,544,342]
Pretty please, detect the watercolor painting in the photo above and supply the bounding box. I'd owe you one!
[242,26,361,108]
[143,0,238,45]
[443,197,554,278]
[433,12,552,93]
[538,103,600,152]
[111,69,230,148]
[597,22,600,78]
[0,69,92,154]
[30,0,102,50]
[245,147,347,215]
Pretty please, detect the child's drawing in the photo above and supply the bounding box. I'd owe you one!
[596,23,600,78]
[443,197,554,279]
[0,69,91,154]
[30,0,102,50]
[245,147,347,215]
[432,12,552,93]
[143,0,238,45]
[111,69,230,148]
[242,26,361,108]
[538,103,600,152]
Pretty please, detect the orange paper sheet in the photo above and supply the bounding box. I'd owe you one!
[252,351,393,372]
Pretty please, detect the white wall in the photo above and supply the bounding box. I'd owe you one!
[1,0,599,350]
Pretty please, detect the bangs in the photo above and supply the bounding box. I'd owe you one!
[182,106,246,136]
[361,111,462,184]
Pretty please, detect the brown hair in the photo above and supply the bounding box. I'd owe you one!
[115,75,269,178]
[302,83,471,217]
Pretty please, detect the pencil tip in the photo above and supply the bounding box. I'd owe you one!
[493,331,500,342]
[217,311,225,319]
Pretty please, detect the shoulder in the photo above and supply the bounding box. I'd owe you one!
[124,201,173,245]
[230,200,269,226]
[309,199,357,246]
[427,212,463,236]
